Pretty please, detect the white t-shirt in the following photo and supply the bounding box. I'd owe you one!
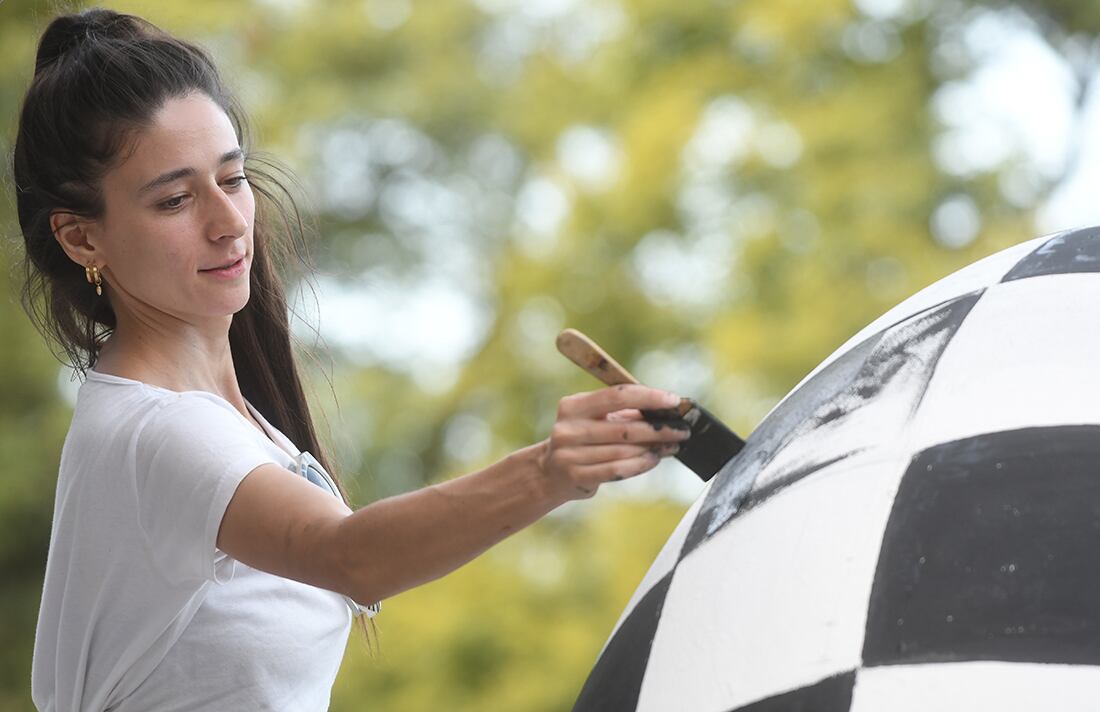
[31,369,354,711]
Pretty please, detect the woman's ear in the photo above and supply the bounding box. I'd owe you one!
[50,210,104,268]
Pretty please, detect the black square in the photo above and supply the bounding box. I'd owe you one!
[726,671,855,712]
[1001,227,1100,282]
[863,426,1100,666]
[681,292,980,559]
[572,571,674,712]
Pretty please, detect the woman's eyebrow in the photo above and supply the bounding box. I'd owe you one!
[136,148,246,196]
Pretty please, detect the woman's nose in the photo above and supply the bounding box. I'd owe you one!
[206,184,250,239]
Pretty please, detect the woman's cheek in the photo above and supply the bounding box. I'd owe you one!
[240,186,256,227]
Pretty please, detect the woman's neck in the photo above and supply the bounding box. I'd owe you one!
[94,325,246,411]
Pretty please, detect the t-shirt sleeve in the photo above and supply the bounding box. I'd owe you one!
[134,394,280,586]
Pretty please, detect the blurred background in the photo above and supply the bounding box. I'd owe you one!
[3,0,1100,709]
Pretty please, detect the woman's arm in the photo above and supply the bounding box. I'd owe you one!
[217,384,689,605]
[333,440,557,604]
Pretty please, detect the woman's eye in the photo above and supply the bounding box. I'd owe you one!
[157,177,246,210]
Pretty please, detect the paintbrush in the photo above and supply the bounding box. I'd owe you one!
[556,328,745,482]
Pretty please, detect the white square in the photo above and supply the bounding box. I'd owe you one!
[637,456,907,712]
[907,273,1100,454]
[851,661,1100,711]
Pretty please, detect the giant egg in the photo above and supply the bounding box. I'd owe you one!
[574,227,1100,711]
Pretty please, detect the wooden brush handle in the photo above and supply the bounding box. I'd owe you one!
[555,328,640,386]
[557,328,693,419]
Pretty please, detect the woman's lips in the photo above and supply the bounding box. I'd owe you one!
[200,257,246,278]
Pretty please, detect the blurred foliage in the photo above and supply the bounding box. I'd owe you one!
[2,0,1099,709]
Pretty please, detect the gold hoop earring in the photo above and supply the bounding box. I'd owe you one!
[85,263,103,296]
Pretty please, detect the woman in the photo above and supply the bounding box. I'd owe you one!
[14,8,691,711]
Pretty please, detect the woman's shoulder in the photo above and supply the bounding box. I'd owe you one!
[74,370,250,443]
[64,375,273,486]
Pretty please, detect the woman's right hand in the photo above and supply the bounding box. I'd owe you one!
[537,383,692,501]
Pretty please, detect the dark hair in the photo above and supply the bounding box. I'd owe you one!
[12,8,375,647]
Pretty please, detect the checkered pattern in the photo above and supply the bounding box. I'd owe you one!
[573,227,1100,711]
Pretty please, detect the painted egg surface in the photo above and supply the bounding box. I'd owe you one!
[573,227,1100,712]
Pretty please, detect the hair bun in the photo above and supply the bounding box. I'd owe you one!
[34,9,143,75]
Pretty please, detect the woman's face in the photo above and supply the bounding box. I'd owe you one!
[94,91,255,328]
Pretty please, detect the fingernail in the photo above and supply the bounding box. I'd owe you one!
[664,392,681,406]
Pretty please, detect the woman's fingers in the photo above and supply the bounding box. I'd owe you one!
[542,384,690,501]
[556,441,681,466]
[558,383,681,420]
[570,449,674,494]
[604,408,645,422]
[552,417,691,447]
[542,441,677,499]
